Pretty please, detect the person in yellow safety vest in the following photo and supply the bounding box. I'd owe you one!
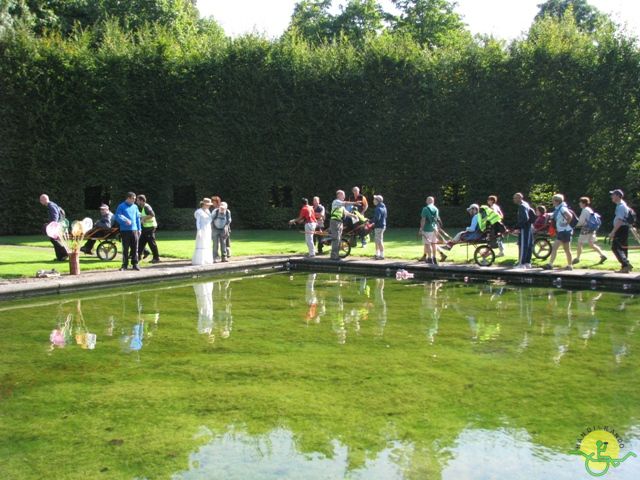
[329,190,359,260]
[477,205,502,232]
[477,204,507,248]
[136,194,161,263]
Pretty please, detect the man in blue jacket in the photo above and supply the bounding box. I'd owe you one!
[115,192,142,271]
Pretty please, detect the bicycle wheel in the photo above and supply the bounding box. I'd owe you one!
[97,241,118,261]
[533,238,552,260]
[474,245,495,267]
[339,239,351,258]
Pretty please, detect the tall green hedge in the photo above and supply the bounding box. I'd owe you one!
[1,18,639,234]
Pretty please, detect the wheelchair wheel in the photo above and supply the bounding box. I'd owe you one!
[97,240,118,261]
[474,245,495,267]
[339,239,351,258]
[533,238,552,260]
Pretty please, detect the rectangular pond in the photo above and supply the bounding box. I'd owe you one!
[1,272,639,479]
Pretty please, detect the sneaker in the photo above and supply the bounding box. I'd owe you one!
[150,258,161,264]
[432,258,439,266]
[598,255,607,265]
[132,265,140,271]
[524,263,532,269]
[221,258,229,263]
[418,255,426,262]
[617,265,633,273]
[496,252,505,257]
[542,264,553,270]
[564,265,573,271]
[425,257,433,264]
[141,250,150,260]
[571,258,580,265]
[119,266,128,271]
[439,253,448,262]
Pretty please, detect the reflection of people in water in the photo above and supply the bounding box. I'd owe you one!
[212,281,233,341]
[49,300,96,351]
[552,291,572,364]
[304,274,321,325]
[194,282,214,341]
[574,291,601,346]
[421,281,443,344]
[373,278,387,338]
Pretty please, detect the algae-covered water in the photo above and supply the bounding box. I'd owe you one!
[1,272,639,480]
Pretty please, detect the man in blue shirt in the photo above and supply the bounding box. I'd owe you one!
[609,189,633,273]
[115,192,142,271]
[39,194,68,261]
[372,195,387,260]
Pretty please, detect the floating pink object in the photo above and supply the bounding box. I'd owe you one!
[395,269,415,280]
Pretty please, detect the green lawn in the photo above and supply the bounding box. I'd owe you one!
[0,228,638,278]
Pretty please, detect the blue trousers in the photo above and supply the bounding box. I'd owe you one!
[518,226,533,264]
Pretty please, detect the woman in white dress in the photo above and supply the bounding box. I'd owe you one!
[192,198,214,265]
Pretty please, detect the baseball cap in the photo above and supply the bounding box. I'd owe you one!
[467,203,479,211]
[609,189,624,197]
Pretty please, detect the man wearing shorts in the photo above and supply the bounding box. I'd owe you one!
[543,194,574,270]
[573,196,607,265]
[419,196,439,265]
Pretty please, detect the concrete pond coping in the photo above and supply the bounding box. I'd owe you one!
[0,255,639,301]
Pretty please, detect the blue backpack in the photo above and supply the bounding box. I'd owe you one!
[586,211,602,232]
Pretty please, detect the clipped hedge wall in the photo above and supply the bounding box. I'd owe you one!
[1,20,639,234]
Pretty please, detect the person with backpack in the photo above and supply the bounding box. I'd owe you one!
[609,189,634,273]
[543,194,574,270]
[39,194,68,261]
[573,196,607,265]
[512,192,535,269]
[211,202,232,262]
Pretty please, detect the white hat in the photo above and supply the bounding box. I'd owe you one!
[467,203,479,212]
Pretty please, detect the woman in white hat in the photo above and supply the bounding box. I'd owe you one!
[193,198,214,265]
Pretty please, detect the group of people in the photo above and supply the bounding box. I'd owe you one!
[39,186,637,274]
[417,189,635,273]
[40,192,161,270]
[289,187,387,261]
[192,196,232,265]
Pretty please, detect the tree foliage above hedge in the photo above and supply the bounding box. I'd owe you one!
[0,1,639,233]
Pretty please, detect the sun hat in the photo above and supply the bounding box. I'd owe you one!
[200,197,213,206]
[467,203,480,211]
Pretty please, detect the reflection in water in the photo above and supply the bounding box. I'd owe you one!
[49,299,96,351]
[173,426,640,480]
[173,427,406,480]
[193,280,233,343]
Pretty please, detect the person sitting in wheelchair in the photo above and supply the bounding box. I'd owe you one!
[343,206,371,236]
[444,204,505,249]
[533,205,552,234]
[80,204,115,254]
[443,204,483,249]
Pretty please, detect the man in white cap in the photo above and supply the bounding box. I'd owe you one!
[609,189,634,273]
[81,204,114,255]
[444,204,482,248]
